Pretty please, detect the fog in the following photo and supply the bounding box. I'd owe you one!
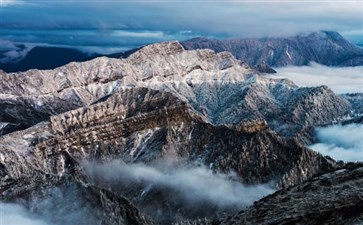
[84,160,274,208]
[0,184,101,225]
[310,123,363,162]
[272,63,363,94]
[0,160,275,225]
[0,202,49,225]
[0,39,34,63]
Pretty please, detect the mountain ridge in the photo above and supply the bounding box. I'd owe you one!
[0,41,352,140]
[1,31,362,73]
[182,31,363,67]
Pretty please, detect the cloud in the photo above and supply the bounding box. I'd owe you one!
[111,30,165,38]
[0,202,49,225]
[0,0,23,6]
[309,123,363,162]
[0,160,275,225]
[0,184,102,225]
[83,160,274,213]
[0,40,35,63]
[271,63,363,94]
[0,28,200,55]
[0,1,362,50]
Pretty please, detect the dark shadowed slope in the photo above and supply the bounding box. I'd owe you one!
[218,164,363,225]
[0,46,139,73]
[0,47,94,72]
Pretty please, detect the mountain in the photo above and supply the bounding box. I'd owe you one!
[0,86,335,224]
[0,41,360,224]
[0,42,352,139]
[341,93,363,115]
[0,46,139,73]
[0,46,94,72]
[216,163,363,225]
[181,31,363,67]
[2,31,362,73]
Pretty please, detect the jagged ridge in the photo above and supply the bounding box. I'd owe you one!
[182,31,363,67]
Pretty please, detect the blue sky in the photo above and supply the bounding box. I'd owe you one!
[1,0,363,54]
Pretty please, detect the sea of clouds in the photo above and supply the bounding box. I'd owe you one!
[272,63,363,94]
[310,123,363,162]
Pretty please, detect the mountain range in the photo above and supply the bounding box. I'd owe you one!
[0,41,362,224]
[182,31,363,68]
[1,31,362,73]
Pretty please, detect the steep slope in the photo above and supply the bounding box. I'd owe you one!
[341,93,363,115]
[0,87,335,224]
[0,123,153,225]
[218,164,363,225]
[182,31,363,67]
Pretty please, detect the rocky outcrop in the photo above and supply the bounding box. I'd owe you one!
[254,63,277,73]
[182,31,363,67]
[341,93,363,115]
[218,165,363,225]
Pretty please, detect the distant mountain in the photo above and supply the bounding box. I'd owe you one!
[0,46,94,72]
[182,31,363,67]
[2,31,362,73]
[0,46,139,73]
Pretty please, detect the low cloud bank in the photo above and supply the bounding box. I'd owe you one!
[310,123,363,162]
[0,202,49,225]
[272,62,363,94]
[0,184,101,225]
[84,160,275,208]
[1,161,275,224]
[0,40,35,64]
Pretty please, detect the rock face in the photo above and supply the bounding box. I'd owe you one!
[0,86,335,224]
[218,164,363,225]
[47,87,333,186]
[182,31,363,67]
[341,93,363,115]
[0,41,357,224]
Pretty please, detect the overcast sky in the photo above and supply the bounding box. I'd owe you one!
[1,0,362,53]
